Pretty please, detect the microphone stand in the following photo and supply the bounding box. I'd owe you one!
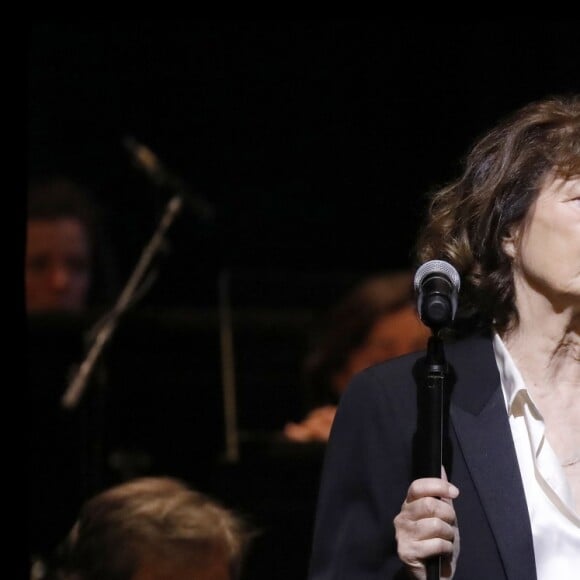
[218,269,240,463]
[62,195,184,410]
[424,332,447,580]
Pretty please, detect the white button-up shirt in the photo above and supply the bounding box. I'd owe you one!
[492,333,580,579]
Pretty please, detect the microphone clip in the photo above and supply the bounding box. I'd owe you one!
[123,136,215,223]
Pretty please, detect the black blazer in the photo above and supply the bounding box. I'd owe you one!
[308,334,536,580]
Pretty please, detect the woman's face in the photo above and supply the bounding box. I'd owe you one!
[505,176,580,309]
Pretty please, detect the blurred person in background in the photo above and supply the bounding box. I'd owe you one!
[27,175,121,577]
[47,476,255,580]
[26,175,118,314]
[284,271,430,442]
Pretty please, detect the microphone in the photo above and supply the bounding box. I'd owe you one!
[123,136,215,222]
[414,260,461,330]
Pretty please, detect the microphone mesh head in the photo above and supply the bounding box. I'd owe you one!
[414,260,461,293]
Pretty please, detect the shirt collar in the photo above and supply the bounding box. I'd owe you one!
[492,331,529,413]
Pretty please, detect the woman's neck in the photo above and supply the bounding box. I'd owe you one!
[500,290,579,395]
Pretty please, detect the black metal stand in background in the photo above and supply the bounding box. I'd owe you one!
[60,195,185,498]
[62,195,184,411]
[424,333,447,580]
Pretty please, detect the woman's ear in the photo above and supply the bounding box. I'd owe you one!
[501,227,518,259]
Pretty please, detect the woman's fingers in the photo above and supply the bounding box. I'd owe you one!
[394,477,460,579]
[405,477,459,502]
[400,494,457,525]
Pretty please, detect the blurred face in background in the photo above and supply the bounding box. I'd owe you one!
[332,303,431,395]
[26,218,92,313]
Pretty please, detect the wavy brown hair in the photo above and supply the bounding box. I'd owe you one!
[54,477,254,580]
[416,95,580,335]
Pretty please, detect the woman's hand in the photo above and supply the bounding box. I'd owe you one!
[393,471,460,579]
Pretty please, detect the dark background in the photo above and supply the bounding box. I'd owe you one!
[28,20,580,579]
[29,20,580,308]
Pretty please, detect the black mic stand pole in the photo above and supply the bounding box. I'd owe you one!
[218,269,240,463]
[62,194,184,411]
[425,331,447,580]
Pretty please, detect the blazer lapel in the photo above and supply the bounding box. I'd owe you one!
[448,335,536,580]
